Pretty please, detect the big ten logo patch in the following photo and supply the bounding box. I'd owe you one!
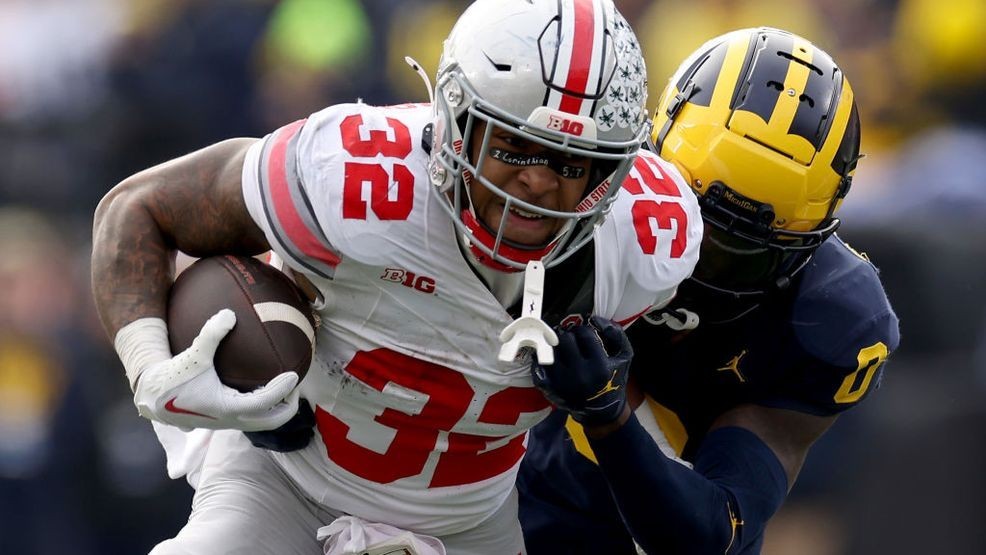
[380,268,436,294]
[547,115,585,136]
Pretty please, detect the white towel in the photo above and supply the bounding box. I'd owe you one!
[151,421,214,488]
[318,515,446,555]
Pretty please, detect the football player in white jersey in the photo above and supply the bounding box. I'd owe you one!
[91,1,701,553]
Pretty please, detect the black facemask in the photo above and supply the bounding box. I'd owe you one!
[668,277,763,325]
[689,224,813,296]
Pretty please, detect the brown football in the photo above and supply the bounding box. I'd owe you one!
[167,255,316,392]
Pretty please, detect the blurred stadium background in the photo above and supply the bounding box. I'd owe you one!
[1,0,983,553]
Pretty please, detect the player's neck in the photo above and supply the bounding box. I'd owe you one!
[457,232,524,308]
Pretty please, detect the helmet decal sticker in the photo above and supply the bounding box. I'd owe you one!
[598,14,646,131]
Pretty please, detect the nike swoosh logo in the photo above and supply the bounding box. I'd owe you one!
[164,397,215,419]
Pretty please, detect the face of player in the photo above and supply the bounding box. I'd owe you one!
[467,123,591,247]
[691,223,809,293]
[671,222,811,323]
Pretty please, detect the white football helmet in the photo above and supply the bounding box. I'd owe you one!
[428,0,648,270]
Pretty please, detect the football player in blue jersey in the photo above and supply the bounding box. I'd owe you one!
[518,27,900,554]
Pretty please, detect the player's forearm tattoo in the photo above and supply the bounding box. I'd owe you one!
[92,186,176,338]
[92,139,265,339]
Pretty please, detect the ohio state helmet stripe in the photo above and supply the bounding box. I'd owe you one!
[558,0,595,114]
[551,0,604,116]
[261,119,341,277]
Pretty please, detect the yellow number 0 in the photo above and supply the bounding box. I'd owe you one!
[834,342,888,404]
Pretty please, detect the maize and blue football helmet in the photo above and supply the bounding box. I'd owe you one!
[652,27,860,298]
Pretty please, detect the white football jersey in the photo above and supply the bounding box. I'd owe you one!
[240,103,701,535]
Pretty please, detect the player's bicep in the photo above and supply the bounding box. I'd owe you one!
[135,138,270,256]
[710,403,837,489]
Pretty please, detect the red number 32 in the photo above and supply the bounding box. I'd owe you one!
[622,156,689,258]
[340,114,415,221]
[315,349,550,486]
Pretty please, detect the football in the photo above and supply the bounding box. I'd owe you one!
[167,254,317,392]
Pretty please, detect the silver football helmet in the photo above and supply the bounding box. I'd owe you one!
[428,0,648,270]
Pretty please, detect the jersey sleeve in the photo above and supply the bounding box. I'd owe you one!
[760,239,901,415]
[241,113,345,279]
[243,103,432,276]
[594,150,703,325]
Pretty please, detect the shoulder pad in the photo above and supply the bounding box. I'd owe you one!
[244,104,434,276]
[593,151,702,323]
[792,235,900,369]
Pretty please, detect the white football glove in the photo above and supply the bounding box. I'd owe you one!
[118,309,301,432]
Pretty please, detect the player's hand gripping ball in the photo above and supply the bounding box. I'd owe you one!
[167,255,317,392]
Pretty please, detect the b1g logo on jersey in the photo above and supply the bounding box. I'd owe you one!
[547,115,585,136]
[381,268,436,294]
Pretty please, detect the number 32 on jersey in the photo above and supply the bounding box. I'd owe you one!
[623,154,689,259]
[315,349,550,487]
[339,112,692,265]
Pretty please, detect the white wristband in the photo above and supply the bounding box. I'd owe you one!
[114,317,172,392]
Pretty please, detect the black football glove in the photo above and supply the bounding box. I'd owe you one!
[243,399,315,452]
[531,315,633,427]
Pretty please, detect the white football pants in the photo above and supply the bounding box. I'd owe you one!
[149,431,525,555]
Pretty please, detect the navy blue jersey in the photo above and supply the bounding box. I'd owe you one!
[519,235,900,554]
